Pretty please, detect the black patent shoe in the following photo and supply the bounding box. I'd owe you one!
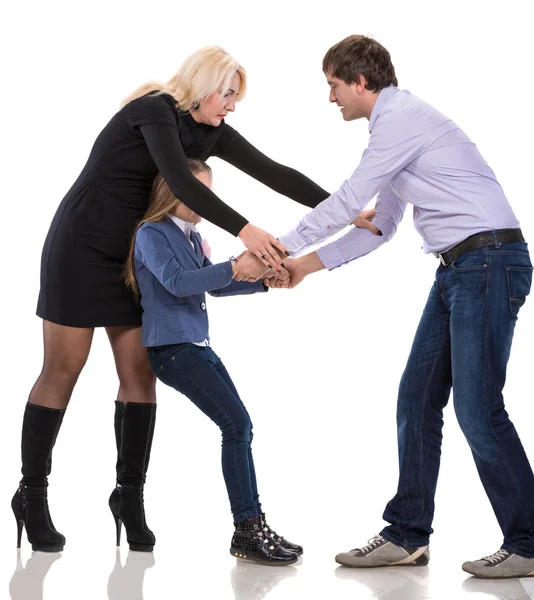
[261,513,303,556]
[12,482,65,552]
[230,516,298,566]
[109,484,155,552]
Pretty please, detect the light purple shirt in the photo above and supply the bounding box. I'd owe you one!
[279,86,520,270]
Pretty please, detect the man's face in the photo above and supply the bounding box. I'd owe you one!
[326,73,366,121]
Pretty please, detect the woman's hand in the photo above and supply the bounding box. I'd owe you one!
[238,224,288,268]
[352,208,381,235]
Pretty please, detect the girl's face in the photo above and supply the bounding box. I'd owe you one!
[173,170,212,223]
[193,73,241,127]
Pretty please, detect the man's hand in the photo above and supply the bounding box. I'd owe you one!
[232,251,270,282]
[283,258,308,289]
[262,251,326,290]
[352,207,381,235]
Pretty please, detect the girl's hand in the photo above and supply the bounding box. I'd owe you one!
[238,224,288,268]
[263,266,290,288]
[231,251,269,282]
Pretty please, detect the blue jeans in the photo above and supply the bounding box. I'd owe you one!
[147,344,261,522]
[381,240,534,558]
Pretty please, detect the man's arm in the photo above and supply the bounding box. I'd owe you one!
[280,186,406,286]
[279,110,427,255]
[316,184,407,270]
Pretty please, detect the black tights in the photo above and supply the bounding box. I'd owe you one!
[28,321,156,410]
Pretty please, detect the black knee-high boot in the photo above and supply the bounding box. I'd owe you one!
[11,403,66,552]
[109,401,157,552]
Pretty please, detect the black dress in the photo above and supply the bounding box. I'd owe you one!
[37,93,329,327]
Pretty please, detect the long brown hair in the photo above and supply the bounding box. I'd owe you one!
[125,159,212,298]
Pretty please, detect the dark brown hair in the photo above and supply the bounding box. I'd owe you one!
[124,159,212,298]
[322,35,398,92]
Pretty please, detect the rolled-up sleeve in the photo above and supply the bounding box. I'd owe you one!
[316,184,407,270]
[279,110,427,255]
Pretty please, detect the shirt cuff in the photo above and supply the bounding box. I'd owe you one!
[316,242,346,271]
[278,229,309,256]
[217,261,235,288]
[371,215,388,236]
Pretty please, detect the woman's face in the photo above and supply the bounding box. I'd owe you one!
[194,73,241,127]
[173,170,212,223]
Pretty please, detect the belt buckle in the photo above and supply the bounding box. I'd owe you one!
[433,252,447,266]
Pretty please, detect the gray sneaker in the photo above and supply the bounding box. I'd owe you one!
[335,535,430,568]
[462,549,534,579]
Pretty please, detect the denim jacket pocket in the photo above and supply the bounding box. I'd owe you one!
[506,266,533,316]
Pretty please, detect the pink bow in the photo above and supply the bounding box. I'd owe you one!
[201,238,212,259]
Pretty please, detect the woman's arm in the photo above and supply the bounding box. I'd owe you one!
[132,97,289,265]
[140,123,249,236]
[129,96,248,236]
[213,125,330,209]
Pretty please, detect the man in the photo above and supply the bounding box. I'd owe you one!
[278,35,534,579]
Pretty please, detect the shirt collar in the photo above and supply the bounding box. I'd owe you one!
[369,85,400,133]
[168,214,198,238]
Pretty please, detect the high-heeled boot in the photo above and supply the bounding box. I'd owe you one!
[230,516,298,566]
[11,403,66,552]
[109,402,157,552]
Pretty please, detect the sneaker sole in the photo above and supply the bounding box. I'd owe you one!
[462,566,534,579]
[229,548,298,566]
[336,559,429,568]
[336,551,429,568]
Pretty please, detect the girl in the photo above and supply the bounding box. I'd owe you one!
[123,160,301,566]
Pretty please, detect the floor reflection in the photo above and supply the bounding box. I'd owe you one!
[230,557,300,600]
[9,550,62,600]
[107,549,155,600]
[335,565,430,599]
[462,576,532,600]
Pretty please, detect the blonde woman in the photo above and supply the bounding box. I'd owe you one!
[12,45,335,553]
[120,160,300,564]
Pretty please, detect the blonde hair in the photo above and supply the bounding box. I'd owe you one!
[121,45,247,110]
[125,160,213,298]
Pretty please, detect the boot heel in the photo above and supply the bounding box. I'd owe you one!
[16,517,23,549]
[113,513,123,546]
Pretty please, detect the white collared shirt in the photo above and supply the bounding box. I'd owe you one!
[168,214,198,247]
[168,214,210,347]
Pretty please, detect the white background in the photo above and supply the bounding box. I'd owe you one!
[1,1,533,599]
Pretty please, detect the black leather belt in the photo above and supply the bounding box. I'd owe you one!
[435,229,525,266]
